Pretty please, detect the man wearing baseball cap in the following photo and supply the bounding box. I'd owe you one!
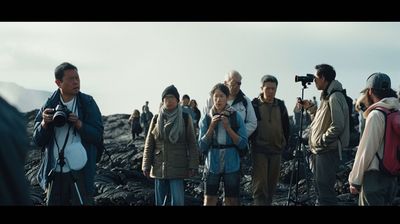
[349,72,399,205]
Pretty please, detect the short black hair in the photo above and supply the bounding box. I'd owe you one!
[210,83,230,98]
[261,75,278,86]
[315,64,336,82]
[55,62,77,81]
[182,94,190,100]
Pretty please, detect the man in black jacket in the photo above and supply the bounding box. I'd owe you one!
[33,62,103,205]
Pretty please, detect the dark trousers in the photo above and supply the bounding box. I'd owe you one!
[311,149,339,206]
[46,170,87,205]
[359,170,398,206]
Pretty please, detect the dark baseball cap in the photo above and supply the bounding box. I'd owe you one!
[360,72,391,93]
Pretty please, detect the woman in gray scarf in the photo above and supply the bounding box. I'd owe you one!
[141,85,199,206]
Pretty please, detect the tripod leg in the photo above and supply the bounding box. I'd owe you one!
[73,182,84,205]
[70,171,86,205]
[46,181,54,205]
[286,157,297,205]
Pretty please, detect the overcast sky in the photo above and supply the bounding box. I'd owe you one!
[1,22,399,116]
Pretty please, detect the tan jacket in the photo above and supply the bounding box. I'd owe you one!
[142,113,199,179]
[308,80,350,154]
[348,97,400,186]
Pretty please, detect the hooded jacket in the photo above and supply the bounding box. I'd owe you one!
[308,80,350,154]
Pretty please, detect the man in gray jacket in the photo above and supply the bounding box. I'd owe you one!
[297,64,349,205]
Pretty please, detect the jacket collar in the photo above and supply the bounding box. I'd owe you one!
[231,90,246,106]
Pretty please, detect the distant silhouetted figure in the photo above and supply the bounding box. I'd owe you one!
[128,109,142,141]
[189,99,201,134]
[141,105,153,138]
[0,96,31,205]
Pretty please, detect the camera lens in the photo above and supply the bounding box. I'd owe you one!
[53,111,67,127]
[52,104,69,127]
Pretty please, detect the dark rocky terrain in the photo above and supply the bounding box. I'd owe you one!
[24,110,399,206]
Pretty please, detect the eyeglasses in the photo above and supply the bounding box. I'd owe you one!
[226,81,241,87]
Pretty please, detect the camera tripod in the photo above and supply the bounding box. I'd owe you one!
[286,84,314,206]
[46,125,84,205]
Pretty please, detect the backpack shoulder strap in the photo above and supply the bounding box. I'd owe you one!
[276,98,285,115]
[373,106,391,115]
[229,111,239,133]
[182,111,189,127]
[252,97,261,121]
[371,106,389,161]
[242,97,248,123]
[242,97,248,108]
[276,98,290,143]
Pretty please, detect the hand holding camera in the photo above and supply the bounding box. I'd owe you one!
[68,112,82,129]
[52,104,72,127]
[355,92,369,112]
[210,113,230,130]
[41,108,55,128]
[219,115,230,130]
[296,97,313,110]
[51,104,81,129]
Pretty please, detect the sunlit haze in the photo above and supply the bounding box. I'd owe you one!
[1,22,399,116]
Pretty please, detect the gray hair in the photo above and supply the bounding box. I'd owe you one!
[225,70,242,82]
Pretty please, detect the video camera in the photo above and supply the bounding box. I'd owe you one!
[52,104,72,127]
[295,74,315,88]
[295,74,314,84]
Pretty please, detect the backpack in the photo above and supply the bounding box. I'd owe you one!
[204,111,247,158]
[373,106,400,176]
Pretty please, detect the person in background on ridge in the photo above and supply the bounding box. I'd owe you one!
[250,75,289,205]
[141,104,153,138]
[349,73,399,205]
[128,109,142,141]
[198,83,248,206]
[296,64,349,205]
[203,70,257,139]
[33,62,103,205]
[142,85,199,206]
[0,96,32,205]
[181,94,196,126]
[190,99,201,133]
